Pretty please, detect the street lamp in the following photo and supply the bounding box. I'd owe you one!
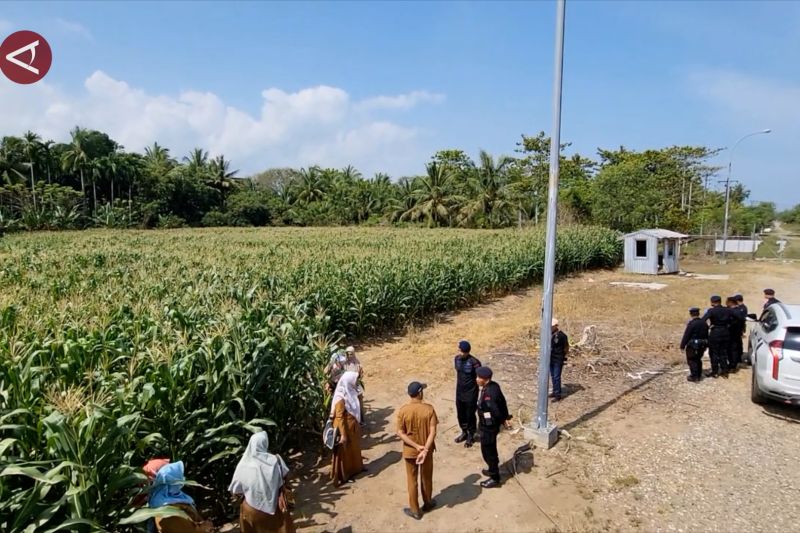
[720,129,771,263]
[525,0,565,450]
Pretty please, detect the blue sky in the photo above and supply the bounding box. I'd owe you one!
[1,1,798,207]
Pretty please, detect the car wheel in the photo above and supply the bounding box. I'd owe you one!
[751,365,766,405]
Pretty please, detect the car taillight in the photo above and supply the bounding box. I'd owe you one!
[769,340,784,380]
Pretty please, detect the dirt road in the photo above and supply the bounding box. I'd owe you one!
[286,260,800,533]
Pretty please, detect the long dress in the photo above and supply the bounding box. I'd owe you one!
[240,499,296,533]
[330,399,363,486]
[155,503,213,533]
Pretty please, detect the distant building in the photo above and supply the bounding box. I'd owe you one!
[714,239,762,254]
[621,228,688,274]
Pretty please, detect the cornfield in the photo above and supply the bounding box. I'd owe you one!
[0,226,621,531]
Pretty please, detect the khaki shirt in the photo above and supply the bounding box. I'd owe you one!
[397,399,438,459]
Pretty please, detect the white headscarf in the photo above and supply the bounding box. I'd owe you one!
[330,370,361,422]
[228,431,289,515]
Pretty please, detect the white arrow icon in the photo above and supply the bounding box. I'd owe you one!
[5,40,40,75]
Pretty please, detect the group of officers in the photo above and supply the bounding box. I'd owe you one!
[328,330,573,521]
[680,288,779,380]
[395,339,512,520]
[396,328,569,521]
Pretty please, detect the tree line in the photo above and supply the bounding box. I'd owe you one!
[0,127,783,234]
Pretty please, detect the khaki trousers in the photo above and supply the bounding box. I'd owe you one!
[404,454,433,515]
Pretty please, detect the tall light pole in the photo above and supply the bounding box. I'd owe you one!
[526,0,565,450]
[720,129,771,263]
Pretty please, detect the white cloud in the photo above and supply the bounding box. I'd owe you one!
[688,69,800,126]
[0,71,443,177]
[356,90,445,112]
[54,18,93,40]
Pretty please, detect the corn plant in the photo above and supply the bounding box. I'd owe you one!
[0,226,621,530]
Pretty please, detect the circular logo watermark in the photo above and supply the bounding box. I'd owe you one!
[0,30,52,84]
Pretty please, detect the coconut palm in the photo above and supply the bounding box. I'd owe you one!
[294,166,326,204]
[62,127,90,199]
[401,162,461,227]
[461,150,513,227]
[21,131,41,208]
[208,155,238,207]
[184,148,209,172]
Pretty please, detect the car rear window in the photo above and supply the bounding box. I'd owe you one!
[785,328,800,352]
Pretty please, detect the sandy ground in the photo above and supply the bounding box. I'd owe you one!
[263,259,800,533]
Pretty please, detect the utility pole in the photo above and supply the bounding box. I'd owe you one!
[526,0,565,450]
[720,129,771,264]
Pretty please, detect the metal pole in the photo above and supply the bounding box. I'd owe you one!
[527,0,565,450]
[720,129,771,264]
[721,165,732,264]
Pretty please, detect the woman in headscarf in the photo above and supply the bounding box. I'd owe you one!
[330,370,364,486]
[147,460,213,533]
[229,431,295,533]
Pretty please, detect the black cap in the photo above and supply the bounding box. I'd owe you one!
[689,307,700,314]
[764,288,775,296]
[476,366,493,379]
[710,295,721,303]
[407,381,427,397]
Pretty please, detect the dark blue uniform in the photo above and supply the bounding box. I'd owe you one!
[680,317,708,380]
[477,381,509,483]
[728,305,747,370]
[701,305,733,376]
[454,355,481,442]
[550,330,569,399]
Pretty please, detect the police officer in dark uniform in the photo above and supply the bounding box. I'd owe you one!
[475,366,511,488]
[453,340,481,448]
[726,296,745,372]
[735,294,748,317]
[701,295,732,378]
[680,307,708,382]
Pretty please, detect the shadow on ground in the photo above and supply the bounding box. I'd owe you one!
[289,399,398,529]
[435,473,482,509]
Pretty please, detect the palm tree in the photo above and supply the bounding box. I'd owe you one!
[401,162,460,227]
[40,140,54,184]
[294,166,325,203]
[208,155,238,207]
[62,127,89,199]
[386,177,417,222]
[461,150,513,227]
[21,131,41,208]
[183,148,209,172]
[0,137,26,186]
[102,150,123,205]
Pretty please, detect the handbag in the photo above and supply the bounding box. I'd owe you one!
[323,419,340,450]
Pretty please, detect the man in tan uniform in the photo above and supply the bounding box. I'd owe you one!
[396,381,438,520]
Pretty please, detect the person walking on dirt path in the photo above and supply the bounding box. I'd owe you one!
[329,371,365,486]
[702,295,732,378]
[549,319,569,401]
[726,296,745,373]
[325,347,366,424]
[397,381,439,521]
[454,340,481,448]
[475,367,511,488]
[229,431,296,533]
[680,307,708,382]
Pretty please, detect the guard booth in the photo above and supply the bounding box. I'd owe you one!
[622,229,688,274]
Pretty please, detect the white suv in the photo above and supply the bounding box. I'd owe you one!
[748,303,800,405]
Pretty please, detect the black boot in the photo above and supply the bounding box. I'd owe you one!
[464,432,475,448]
[454,431,468,444]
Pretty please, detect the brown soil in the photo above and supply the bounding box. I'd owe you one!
[232,259,800,532]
